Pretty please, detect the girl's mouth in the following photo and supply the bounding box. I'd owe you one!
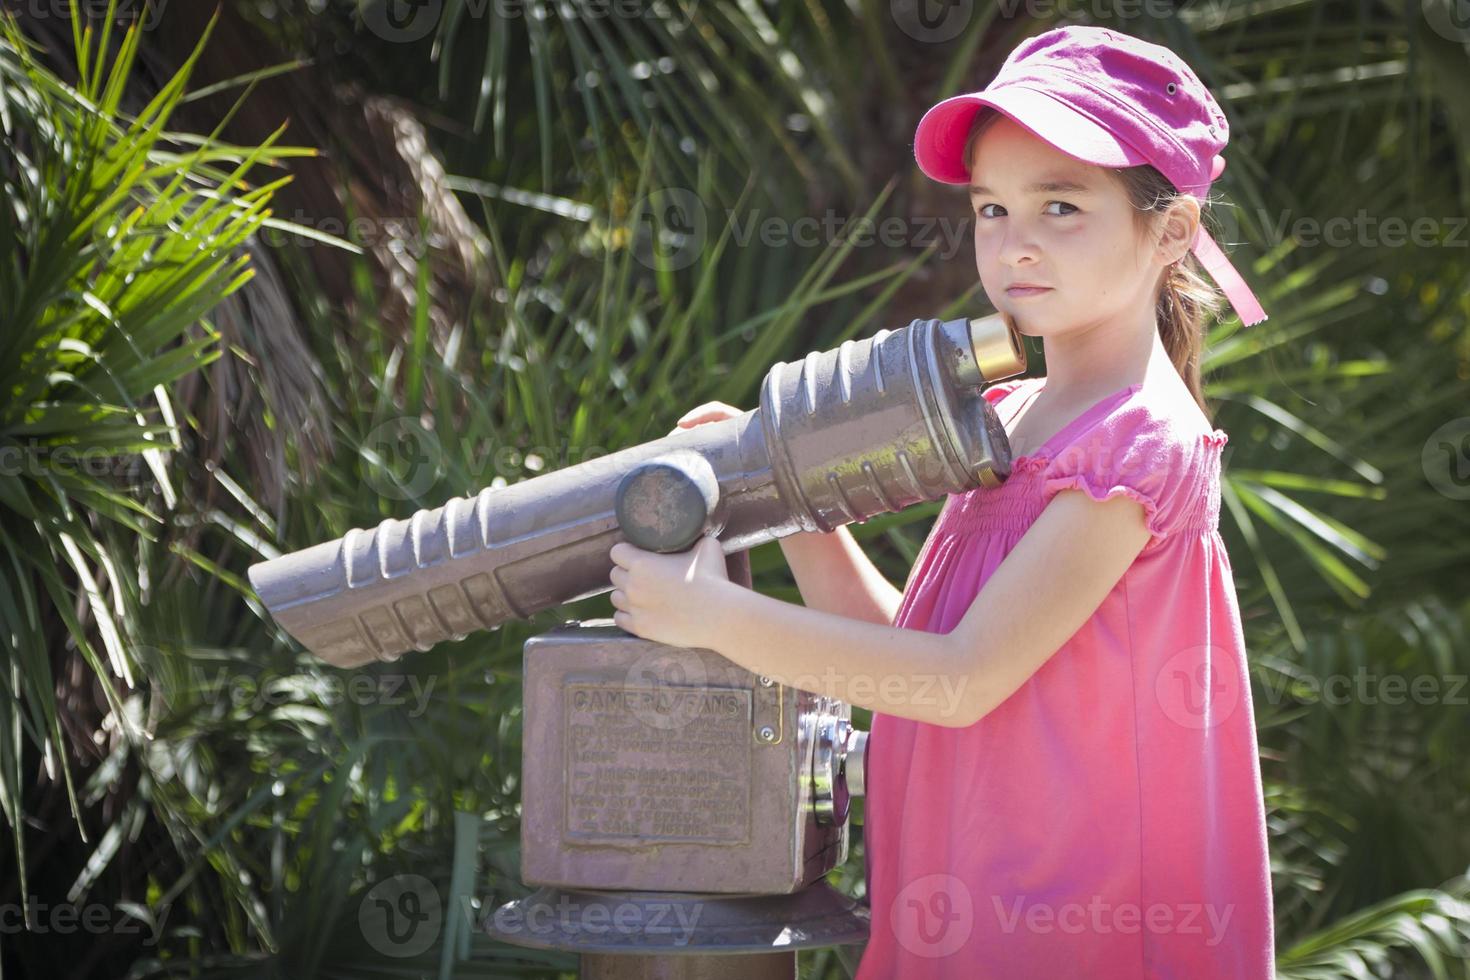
[1006,286,1053,298]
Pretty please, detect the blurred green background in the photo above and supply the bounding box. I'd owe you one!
[2,0,1469,976]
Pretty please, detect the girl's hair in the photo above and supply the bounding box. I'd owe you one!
[963,111,1226,421]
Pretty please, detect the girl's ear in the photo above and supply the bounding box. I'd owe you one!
[1157,196,1202,266]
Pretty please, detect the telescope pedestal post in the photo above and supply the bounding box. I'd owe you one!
[485,884,865,976]
[580,951,795,979]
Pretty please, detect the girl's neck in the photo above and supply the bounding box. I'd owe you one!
[1035,312,1167,399]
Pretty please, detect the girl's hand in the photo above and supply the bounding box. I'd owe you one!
[667,400,744,436]
[608,535,731,650]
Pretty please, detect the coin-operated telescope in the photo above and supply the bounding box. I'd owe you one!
[248,314,1025,978]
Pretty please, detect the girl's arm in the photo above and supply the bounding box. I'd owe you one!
[778,526,903,627]
[702,489,1153,727]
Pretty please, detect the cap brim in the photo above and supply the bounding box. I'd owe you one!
[914,86,1150,185]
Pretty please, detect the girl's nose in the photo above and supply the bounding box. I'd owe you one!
[995,220,1042,268]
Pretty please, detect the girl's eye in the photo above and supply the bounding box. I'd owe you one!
[976,201,1079,219]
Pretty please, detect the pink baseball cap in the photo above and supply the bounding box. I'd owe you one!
[914,25,1267,326]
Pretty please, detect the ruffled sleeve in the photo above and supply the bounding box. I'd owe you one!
[1039,399,1225,549]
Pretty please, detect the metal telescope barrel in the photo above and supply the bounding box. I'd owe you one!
[247,314,1026,667]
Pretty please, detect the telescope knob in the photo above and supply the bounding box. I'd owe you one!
[614,450,723,553]
[843,727,868,800]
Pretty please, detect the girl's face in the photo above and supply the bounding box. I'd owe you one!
[968,114,1164,338]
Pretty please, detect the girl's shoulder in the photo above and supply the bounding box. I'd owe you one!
[1088,371,1226,455]
[1036,374,1229,546]
[992,371,1224,453]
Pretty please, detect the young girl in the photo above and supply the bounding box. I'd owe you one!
[609,24,1274,979]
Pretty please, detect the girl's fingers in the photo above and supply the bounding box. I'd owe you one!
[677,404,713,422]
[669,403,742,437]
[677,403,739,425]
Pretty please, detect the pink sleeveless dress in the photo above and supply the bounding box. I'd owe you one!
[855,375,1275,979]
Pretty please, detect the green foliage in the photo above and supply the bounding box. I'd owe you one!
[2,1,1469,977]
[0,0,312,902]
